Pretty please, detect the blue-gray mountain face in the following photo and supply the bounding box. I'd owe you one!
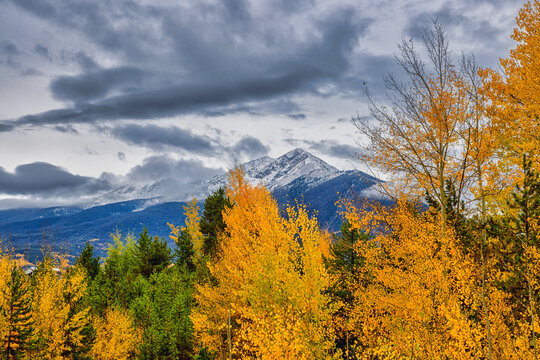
[0,149,381,262]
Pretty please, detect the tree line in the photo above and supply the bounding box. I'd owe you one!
[2,0,540,358]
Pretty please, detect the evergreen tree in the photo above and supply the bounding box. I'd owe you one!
[199,188,231,259]
[130,268,194,360]
[75,241,101,280]
[509,154,540,246]
[326,220,369,303]
[174,229,195,273]
[135,227,171,277]
[325,220,369,359]
[507,154,540,358]
[2,266,33,360]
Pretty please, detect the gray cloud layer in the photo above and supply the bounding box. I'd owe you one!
[3,0,368,128]
[0,162,111,196]
[108,123,268,160]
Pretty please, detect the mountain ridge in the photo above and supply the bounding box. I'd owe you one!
[0,148,381,262]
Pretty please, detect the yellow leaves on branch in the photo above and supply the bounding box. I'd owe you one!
[481,0,540,183]
[91,307,142,360]
[31,260,91,360]
[169,197,204,257]
[353,22,497,231]
[192,167,336,359]
[345,200,485,358]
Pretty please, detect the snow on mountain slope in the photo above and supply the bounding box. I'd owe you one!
[86,148,374,208]
[86,184,162,208]
[203,148,341,194]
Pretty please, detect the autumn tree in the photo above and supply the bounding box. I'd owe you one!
[480,0,540,182]
[91,307,141,360]
[343,200,489,358]
[354,21,474,234]
[30,259,93,359]
[192,167,336,359]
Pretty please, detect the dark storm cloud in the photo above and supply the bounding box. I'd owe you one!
[4,0,368,128]
[285,138,358,160]
[0,40,20,67]
[54,125,78,134]
[10,0,162,59]
[1,40,19,58]
[0,40,42,76]
[399,5,518,81]
[406,6,500,42]
[231,136,269,158]
[0,123,14,132]
[108,123,269,159]
[288,113,306,120]
[34,44,50,59]
[0,162,112,196]
[60,51,100,72]
[50,67,148,103]
[13,66,330,126]
[111,124,215,153]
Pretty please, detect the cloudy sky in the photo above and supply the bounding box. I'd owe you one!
[0,0,522,208]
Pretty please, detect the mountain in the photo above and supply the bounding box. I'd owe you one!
[203,148,341,193]
[0,148,382,262]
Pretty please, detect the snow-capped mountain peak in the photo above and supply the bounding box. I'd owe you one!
[87,148,354,207]
[203,148,341,193]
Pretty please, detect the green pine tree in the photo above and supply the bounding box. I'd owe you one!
[174,229,195,273]
[200,187,231,259]
[135,227,172,277]
[508,153,540,358]
[2,266,34,360]
[325,220,369,359]
[509,154,540,246]
[75,241,101,280]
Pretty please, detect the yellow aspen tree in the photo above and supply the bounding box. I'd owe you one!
[30,259,92,360]
[344,200,487,359]
[459,54,505,359]
[354,22,474,234]
[91,307,142,360]
[192,167,336,359]
[480,0,540,186]
[480,5,540,354]
[169,198,204,260]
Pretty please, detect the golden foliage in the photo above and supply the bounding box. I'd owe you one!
[480,0,540,188]
[192,167,336,359]
[91,307,141,360]
[31,260,91,359]
[345,201,486,358]
[169,197,204,257]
